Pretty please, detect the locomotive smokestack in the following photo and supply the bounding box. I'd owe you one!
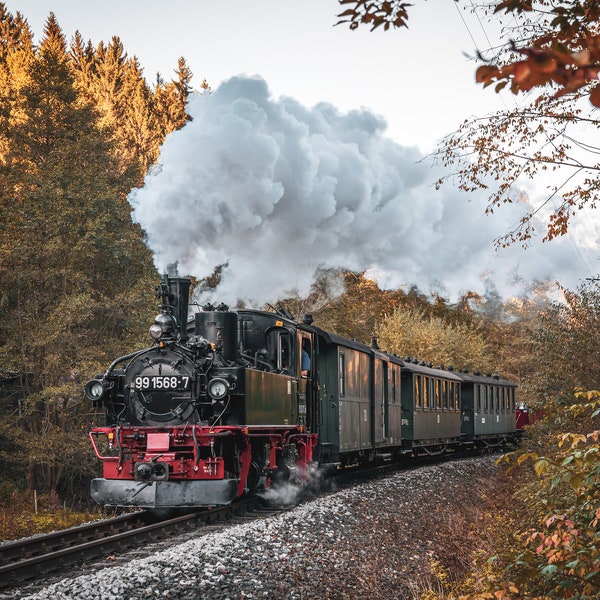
[161,275,191,343]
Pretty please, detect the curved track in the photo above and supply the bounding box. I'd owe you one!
[0,449,506,592]
[0,502,258,590]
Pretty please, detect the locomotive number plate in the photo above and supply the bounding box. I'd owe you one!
[131,376,191,391]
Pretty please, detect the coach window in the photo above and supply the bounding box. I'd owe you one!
[339,352,346,397]
[475,384,481,413]
[454,383,460,411]
[484,385,489,412]
[452,382,458,411]
[429,378,433,409]
[415,375,422,409]
[422,376,429,409]
[442,380,449,410]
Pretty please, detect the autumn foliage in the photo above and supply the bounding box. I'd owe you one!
[336,0,411,31]
[338,0,600,106]
[476,0,600,108]
[338,0,600,246]
[0,5,192,504]
[496,392,600,598]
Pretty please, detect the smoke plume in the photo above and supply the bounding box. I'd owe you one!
[129,75,593,305]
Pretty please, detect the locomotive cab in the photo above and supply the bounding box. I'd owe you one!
[86,275,317,508]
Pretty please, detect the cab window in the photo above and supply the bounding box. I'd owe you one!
[266,328,292,372]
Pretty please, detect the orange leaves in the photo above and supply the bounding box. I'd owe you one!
[494,0,533,13]
[475,0,600,106]
[337,0,411,31]
[345,0,600,246]
[337,1,600,107]
[590,82,600,106]
[476,41,600,104]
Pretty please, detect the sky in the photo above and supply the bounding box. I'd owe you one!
[7,0,600,305]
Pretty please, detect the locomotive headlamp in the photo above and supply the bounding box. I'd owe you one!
[208,377,229,400]
[149,323,163,340]
[150,313,177,341]
[84,379,110,402]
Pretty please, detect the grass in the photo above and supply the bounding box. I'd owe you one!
[0,490,106,541]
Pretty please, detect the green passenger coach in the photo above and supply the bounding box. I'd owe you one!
[399,360,463,454]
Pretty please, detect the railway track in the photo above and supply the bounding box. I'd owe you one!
[0,449,504,593]
[0,500,258,591]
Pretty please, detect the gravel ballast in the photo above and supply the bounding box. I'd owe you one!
[16,456,499,599]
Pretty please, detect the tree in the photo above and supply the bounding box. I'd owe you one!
[337,1,411,31]
[338,0,600,104]
[375,305,491,372]
[152,57,194,143]
[520,280,600,412]
[70,37,193,178]
[492,392,600,599]
[308,271,411,343]
[0,5,34,161]
[337,0,600,247]
[0,13,156,495]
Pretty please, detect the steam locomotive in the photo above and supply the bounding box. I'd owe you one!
[86,275,518,509]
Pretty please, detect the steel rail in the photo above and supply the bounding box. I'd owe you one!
[0,503,255,589]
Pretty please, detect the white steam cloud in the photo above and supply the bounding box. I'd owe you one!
[129,75,595,306]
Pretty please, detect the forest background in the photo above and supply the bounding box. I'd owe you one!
[0,2,599,598]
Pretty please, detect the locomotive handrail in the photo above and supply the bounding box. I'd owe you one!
[103,347,154,375]
[192,425,200,467]
[88,426,124,465]
[88,429,119,461]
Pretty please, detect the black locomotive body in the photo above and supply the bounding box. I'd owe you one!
[86,275,518,509]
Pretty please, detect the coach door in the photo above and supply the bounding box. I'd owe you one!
[297,332,316,431]
[373,357,387,445]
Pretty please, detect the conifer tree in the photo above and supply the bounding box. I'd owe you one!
[0,13,155,495]
[0,5,34,163]
[152,57,193,142]
[0,6,196,498]
[69,31,96,102]
[119,56,160,172]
